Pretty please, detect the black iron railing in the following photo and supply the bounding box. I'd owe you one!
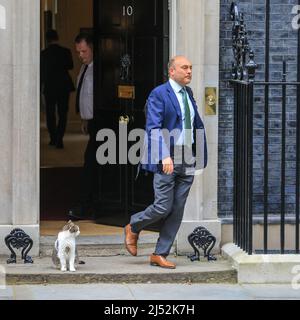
[230,2,300,254]
[230,2,255,254]
[231,73,300,255]
[232,79,253,254]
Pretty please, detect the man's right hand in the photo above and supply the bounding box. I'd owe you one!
[162,157,174,175]
[81,120,88,135]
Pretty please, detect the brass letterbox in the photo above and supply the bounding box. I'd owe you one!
[205,87,217,116]
[118,85,135,99]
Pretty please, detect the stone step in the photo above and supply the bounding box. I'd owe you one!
[39,235,174,257]
[1,256,237,285]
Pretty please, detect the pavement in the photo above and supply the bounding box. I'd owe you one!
[1,254,300,300]
[1,283,300,300]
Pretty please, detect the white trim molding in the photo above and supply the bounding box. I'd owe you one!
[169,0,177,57]
[0,4,6,30]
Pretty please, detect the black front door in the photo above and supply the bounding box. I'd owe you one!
[94,0,169,226]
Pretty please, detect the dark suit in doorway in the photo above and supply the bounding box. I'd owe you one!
[41,41,75,148]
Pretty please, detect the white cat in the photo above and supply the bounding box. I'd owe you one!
[52,220,80,272]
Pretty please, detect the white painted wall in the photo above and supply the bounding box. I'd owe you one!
[0,4,6,29]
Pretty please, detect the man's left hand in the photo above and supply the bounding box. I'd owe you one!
[162,157,174,175]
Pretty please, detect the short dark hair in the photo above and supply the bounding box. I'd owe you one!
[46,29,59,42]
[74,32,93,48]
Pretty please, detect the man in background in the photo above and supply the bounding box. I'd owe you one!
[68,33,98,220]
[41,29,75,149]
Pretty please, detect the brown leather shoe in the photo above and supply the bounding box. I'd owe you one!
[150,254,176,269]
[124,224,139,256]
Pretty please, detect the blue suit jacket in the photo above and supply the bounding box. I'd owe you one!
[141,81,208,173]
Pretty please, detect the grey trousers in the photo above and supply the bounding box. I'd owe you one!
[130,164,194,256]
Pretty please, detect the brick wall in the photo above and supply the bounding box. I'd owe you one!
[219,0,299,217]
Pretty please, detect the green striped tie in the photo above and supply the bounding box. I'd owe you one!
[180,88,192,147]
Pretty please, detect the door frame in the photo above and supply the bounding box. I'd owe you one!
[38,0,177,224]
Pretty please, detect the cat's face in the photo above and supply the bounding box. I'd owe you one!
[63,220,80,237]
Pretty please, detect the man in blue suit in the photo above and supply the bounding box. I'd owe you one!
[125,56,208,269]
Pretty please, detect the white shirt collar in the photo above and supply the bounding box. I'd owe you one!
[85,61,93,68]
[169,78,183,94]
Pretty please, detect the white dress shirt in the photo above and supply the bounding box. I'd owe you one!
[77,62,93,120]
[169,78,195,145]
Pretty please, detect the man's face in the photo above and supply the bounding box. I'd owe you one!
[75,40,93,65]
[169,57,192,86]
